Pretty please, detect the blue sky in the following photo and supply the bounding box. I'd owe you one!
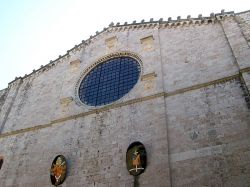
[0,0,249,89]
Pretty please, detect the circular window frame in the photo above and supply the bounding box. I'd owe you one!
[74,51,143,108]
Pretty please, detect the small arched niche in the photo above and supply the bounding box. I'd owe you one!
[126,142,147,176]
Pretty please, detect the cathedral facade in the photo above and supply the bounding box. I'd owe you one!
[0,10,250,187]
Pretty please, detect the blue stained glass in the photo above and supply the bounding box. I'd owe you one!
[78,57,141,106]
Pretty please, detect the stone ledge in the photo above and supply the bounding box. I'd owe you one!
[170,145,223,162]
[0,73,240,139]
[166,74,239,97]
[240,67,250,73]
[141,72,157,81]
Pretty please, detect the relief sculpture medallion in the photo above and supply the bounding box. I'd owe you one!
[50,155,67,186]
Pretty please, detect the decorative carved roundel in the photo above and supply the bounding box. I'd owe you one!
[126,142,147,176]
[50,155,67,186]
[78,54,141,106]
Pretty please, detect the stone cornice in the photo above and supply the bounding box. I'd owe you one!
[166,74,239,97]
[240,67,250,74]
[0,73,241,139]
[6,10,244,87]
[108,10,235,31]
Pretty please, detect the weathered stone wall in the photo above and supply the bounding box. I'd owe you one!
[236,11,250,45]
[3,63,71,132]
[0,80,22,133]
[0,10,249,187]
[0,97,170,187]
[159,21,238,92]
[166,79,250,187]
[1,28,165,133]
[0,88,8,113]
[162,11,250,187]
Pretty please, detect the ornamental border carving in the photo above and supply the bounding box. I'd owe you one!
[74,51,144,108]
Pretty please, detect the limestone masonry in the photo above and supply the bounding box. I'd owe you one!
[0,10,250,187]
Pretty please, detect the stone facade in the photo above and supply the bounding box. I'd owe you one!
[0,10,250,187]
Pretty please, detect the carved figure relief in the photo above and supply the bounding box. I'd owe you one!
[50,155,67,186]
[126,142,147,176]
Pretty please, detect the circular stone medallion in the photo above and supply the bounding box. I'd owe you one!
[50,155,67,186]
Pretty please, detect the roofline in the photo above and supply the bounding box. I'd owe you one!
[235,10,250,15]
[6,9,249,87]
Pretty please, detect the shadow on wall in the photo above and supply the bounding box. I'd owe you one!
[0,157,3,170]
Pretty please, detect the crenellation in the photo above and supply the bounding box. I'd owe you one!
[9,11,237,87]
[5,10,238,89]
[109,22,114,27]
[6,12,233,89]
